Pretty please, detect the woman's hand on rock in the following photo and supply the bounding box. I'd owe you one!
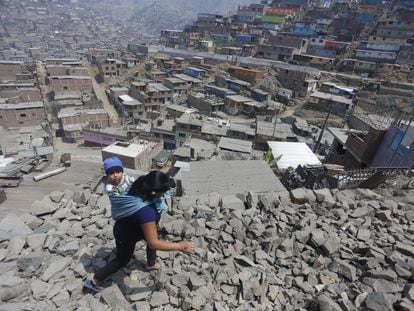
[181,241,195,254]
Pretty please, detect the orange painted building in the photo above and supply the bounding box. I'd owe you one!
[228,66,265,83]
[267,8,298,16]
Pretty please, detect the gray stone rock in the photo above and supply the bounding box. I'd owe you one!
[163,219,185,236]
[396,298,414,311]
[49,191,65,203]
[65,277,81,295]
[318,294,342,311]
[67,222,84,238]
[88,194,100,208]
[214,302,229,311]
[234,255,256,267]
[376,210,392,222]
[31,279,50,300]
[290,188,310,204]
[19,213,43,230]
[310,230,327,247]
[0,302,40,310]
[192,294,207,310]
[0,249,7,261]
[221,195,245,211]
[46,281,64,300]
[364,292,397,311]
[171,274,189,288]
[209,192,221,208]
[0,284,29,302]
[258,192,280,210]
[313,189,336,206]
[246,191,259,209]
[357,228,371,241]
[355,188,381,200]
[52,289,70,307]
[33,221,57,234]
[30,198,60,216]
[129,288,152,301]
[368,269,397,282]
[0,230,9,243]
[56,240,79,256]
[5,236,26,261]
[404,283,414,301]
[241,277,260,300]
[44,235,59,252]
[0,270,24,288]
[0,214,32,237]
[16,249,43,274]
[363,277,401,293]
[132,301,151,311]
[41,256,71,281]
[395,242,414,257]
[150,291,170,307]
[189,275,207,290]
[350,206,373,218]
[295,229,311,244]
[321,234,340,255]
[73,191,88,205]
[395,264,412,279]
[294,277,315,294]
[100,284,130,310]
[328,259,356,281]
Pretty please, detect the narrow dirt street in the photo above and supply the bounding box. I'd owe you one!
[82,60,119,124]
[36,61,51,120]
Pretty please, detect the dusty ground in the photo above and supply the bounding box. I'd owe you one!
[0,158,102,220]
[1,138,106,219]
[0,138,149,220]
[294,107,346,128]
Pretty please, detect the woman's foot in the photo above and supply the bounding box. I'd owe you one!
[83,278,103,293]
[146,262,161,271]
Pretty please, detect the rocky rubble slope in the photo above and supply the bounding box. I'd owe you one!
[0,183,414,310]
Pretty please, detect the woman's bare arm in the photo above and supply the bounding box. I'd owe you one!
[141,222,195,254]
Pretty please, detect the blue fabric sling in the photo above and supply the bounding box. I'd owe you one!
[109,192,171,221]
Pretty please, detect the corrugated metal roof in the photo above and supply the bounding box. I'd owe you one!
[267,141,321,170]
[218,137,252,154]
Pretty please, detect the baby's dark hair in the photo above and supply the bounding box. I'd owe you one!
[128,171,176,197]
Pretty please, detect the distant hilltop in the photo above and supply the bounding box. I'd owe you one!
[87,0,253,35]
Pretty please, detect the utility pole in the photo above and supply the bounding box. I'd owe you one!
[272,104,280,140]
[253,116,258,150]
[313,103,333,154]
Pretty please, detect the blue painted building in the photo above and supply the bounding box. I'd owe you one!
[261,23,282,30]
[354,12,375,23]
[361,0,382,4]
[204,85,237,98]
[234,15,255,23]
[292,23,319,35]
[314,48,337,58]
[397,0,414,7]
[283,0,308,3]
[210,34,232,43]
[366,42,401,52]
[235,34,254,43]
[184,67,206,79]
[371,123,414,168]
[251,89,271,102]
[227,79,251,93]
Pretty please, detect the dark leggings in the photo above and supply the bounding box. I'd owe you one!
[94,218,157,282]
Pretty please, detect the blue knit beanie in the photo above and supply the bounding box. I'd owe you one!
[103,157,124,175]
